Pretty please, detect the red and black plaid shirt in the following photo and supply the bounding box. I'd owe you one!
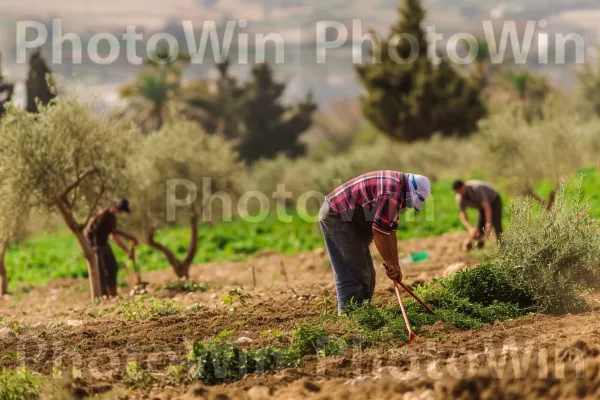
[326,170,406,234]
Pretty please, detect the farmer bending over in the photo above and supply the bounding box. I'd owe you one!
[85,199,138,297]
[452,180,503,249]
[319,171,431,314]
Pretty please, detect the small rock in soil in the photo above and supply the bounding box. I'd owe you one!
[247,386,270,399]
[0,327,14,337]
[235,337,253,344]
[443,262,467,277]
[67,320,84,327]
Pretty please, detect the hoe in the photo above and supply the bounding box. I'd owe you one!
[126,246,149,296]
[385,263,436,344]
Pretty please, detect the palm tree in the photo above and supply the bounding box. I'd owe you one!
[119,49,191,133]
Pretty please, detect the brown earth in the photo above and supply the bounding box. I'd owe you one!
[1,232,599,399]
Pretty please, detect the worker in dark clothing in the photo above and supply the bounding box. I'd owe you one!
[452,180,503,249]
[85,199,138,297]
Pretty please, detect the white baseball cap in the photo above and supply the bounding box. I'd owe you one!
[407,173,431,211]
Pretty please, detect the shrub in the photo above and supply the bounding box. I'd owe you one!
[488,182,600,314]
[0,368,44,400]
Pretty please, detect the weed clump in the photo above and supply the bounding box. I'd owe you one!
[119,297,182,321]
[188,340,299,385]
[0,367,44,399]
[123,361,153,388]
[290,322,330,355]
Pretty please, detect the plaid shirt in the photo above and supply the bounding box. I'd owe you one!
[326,170,406,234]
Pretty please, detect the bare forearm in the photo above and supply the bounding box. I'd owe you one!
[373,230,399,267]
[111,234,131,254]
[459,211,471,230]
[115,229,137,243]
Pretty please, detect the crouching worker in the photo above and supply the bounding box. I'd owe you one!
[85,199,138,297]
[452,180,503,250]
[319,171,431,314]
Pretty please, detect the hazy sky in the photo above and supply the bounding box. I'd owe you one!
[0,0,266,31]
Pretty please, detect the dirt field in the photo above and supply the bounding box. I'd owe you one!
[2,232,600,399]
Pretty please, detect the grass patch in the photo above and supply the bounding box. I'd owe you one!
[0,367,44,400]
[118,297,182,321]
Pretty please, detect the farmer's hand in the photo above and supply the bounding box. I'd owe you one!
[467,227,479,240]
[384,263,402,282]
[484,223,493,239]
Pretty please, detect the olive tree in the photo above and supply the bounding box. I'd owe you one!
[128,120,243,279]
[0,98,134,300]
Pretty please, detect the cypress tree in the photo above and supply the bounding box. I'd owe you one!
[356,0,486,142]
[237,63,317,162]
[26,50,56,113]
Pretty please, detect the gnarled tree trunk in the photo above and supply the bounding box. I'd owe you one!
[0,240,9,296]
[147,213,199,279]
[56,201,102,301]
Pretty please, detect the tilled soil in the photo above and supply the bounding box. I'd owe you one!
[2,232,599,399]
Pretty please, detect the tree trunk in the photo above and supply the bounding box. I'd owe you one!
[147,214,198,279]
[0,241,9,296]
[56,201,102,301]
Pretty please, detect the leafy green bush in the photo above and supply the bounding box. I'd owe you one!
[0,368,44,400]
[119,297,182,321]
[488,182,600,314]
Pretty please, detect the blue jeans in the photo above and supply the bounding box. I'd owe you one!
[319,201,376,314]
